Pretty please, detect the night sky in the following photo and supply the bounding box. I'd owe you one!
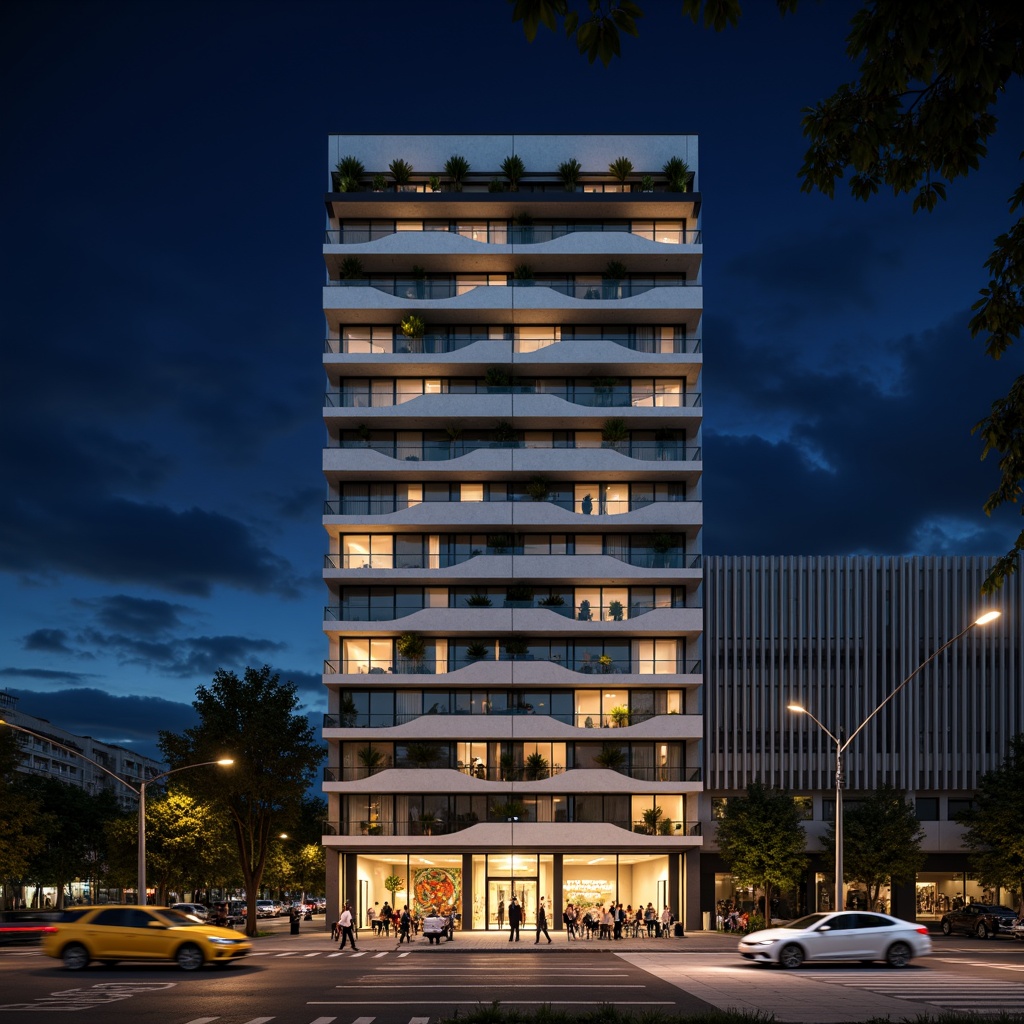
[2,0,1021,761]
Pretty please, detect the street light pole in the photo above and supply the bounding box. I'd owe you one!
[0,717,230,906]
[787,609,1000,915]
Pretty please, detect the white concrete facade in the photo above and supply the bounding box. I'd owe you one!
[321,134,703,931]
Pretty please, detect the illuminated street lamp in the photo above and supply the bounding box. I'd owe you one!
[0,717,231,905]
[787,609,1000,914]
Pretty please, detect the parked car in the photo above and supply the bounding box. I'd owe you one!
[1012,917,1024,942]
[271,900,284,917]
[255,900,276,918]
[940,903,1018,939]
[0,910,61,946]
[170,903,208,922]
[42,906,251,970]
[738,911,932,968]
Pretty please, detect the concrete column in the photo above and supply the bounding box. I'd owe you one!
[668,851,681,929]
[325,846,341,930]
[462,853,473,930]
[552,853,563,930]
[683,848,701,931]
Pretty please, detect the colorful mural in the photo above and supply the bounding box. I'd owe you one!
[413,866,461,917]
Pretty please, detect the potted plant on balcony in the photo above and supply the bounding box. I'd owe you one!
[372,173,387,192]
[485,365,511,390]
[396,631,426,669]
[602,261,627,299]
[465,640,490,660]
[639,174,655,193]
[491,797,526,818]
[651,532,675,568]
[492,420,519,447]
[637,806,665,835]
[504,585,534,608]
[512,263,535,286]
[608,600,624,622]
[538,594,565,608]
[609,155,634,191]
[400,313,426,354]
[601,417,629,451]
[503,636,529,659]
[599,654,615,673]
[662,156,690,193]
[333,155,365,192]
[486,533,512,554]
[444,154,470,192]
[524,752,550,781]
[577,599,592,621]
[580,493,593,515]
[466,594,493,607]
[609,704,630,727]
[513,211,534,244]
[526,476,550,502]
[339,256,364,280]
[389,158,414,192]
[501,154,525,192]
[358,745,386,777]
[412,264,427,299]
[594,745,627,771]
[558,157,581,191]
[445,421,464,457]
[488,178,505,193]
[428,175,441,193]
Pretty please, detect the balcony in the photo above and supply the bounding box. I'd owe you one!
[324,551,701,572]
[323,817,702,838]
[324,764,702,783]
[324,332,702,356]
[325,385,702,411]
[324,439,701,463]
[324,277,696,300]
[323,656,701,678]
[325,224,702,246]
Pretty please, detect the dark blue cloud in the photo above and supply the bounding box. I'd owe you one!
[0,667,98,684]
[22,629,76,654]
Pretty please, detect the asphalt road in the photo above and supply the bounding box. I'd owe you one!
[1,927,1023,1024]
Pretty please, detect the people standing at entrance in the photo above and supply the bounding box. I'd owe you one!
[337,902,359,950]
[661,905,672,937]
[507,897,522,941]
[613,903,624,939]
[397,905,412,944]
[563,903,577,938]
[379,901,392,937]
[600,906,613,938]
[535,898,552,944]
[497,898,505,929]
[645,903,657,936]
[368,903,378,934]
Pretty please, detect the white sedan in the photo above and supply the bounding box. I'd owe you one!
[739,911,932,968]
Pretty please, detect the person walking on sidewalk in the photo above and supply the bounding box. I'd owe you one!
[397,906,412,945]
[535,899,552,944]
[337,902,359,951]
[507,896,522,942]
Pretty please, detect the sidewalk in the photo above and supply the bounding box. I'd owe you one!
[256,919,742,953]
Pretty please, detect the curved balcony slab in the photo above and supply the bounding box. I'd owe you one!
[323,499,702,531]
[323,713,702,743]
[322,607,702,636]
[321,820,702,850]
[322,664,702,688]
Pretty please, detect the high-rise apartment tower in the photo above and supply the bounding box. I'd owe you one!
[321,135,703,931]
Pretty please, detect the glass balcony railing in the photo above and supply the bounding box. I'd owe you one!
[325,225,702,246]
[324,334,702,355]
[323,818,702,838]
[325,278,696,298]
[322,657,701,677]
[324,495,693,516]
[325,386,701,409]
[324,599,696,623]
[324,552,701,571]
[326,439,700,462]
[324,764,702,783]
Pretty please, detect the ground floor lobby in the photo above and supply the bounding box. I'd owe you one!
[331,849,702,932]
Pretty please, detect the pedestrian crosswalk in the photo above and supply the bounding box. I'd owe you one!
[249,950,409,959]
[185,1018,434,1024]
[812,969,1024,1015]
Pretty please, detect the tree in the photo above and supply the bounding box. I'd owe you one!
[715,780,808,931]
[17,777,123,910]
[0,729,48,904]
[384,873,404,909]
[958,734,1024,913]
[104,790,235,904]
[510,0,1024,593]
[159,665,324,936]
[820,784,925,912]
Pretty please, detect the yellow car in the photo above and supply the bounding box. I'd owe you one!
[43,906,251,971]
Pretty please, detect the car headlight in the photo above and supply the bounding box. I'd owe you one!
[207,936,238,945]
[741,939,776,947]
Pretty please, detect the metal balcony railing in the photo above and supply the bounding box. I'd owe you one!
[324,598,697,623]
[324,386,701,409]
[324,494,693,516]
[323,818,702,837]
[324,764,702,783]
[324,278,695,299]
[325,225,702,246]
[325,439,700,462]
[324,551,701,571]
[323,657,700,679]
[324,334,702,355]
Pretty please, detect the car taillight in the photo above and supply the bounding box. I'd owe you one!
[916,927,929,935]
[41,926,57,934]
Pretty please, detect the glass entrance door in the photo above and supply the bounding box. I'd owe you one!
[488,878,538,929]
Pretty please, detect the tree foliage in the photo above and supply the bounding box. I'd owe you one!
[820,784,926,911]
[510,0,1024,592]
[158,665,324,935]
[958,734,1024,912]
[0,730,48,894]
[715,780,808,929]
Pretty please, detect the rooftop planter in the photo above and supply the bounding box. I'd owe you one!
[445,154,470,192]
[662,156,690,193]
[333,155,365,193]
[558,158,581,192]
[389,158,414,192]
[501,154,525,192]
